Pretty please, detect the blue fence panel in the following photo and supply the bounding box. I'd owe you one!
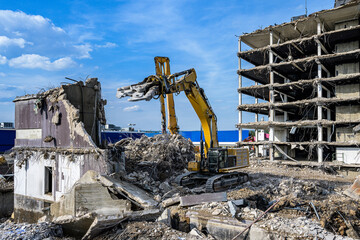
[101,131,144,143]
[0,129,15,153]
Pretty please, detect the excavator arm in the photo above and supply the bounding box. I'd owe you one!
[154,57,179,134]
[116,67,219,156]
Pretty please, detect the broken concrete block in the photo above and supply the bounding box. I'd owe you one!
[159,181,172,193]
[82,214,126,240]
[232,199,246,207]
[344,175,360,200]
[188,227,207,238]
[154,194,162,202]
[211,209,222,216]
[161,196,180,208]
[156,209,171,227]
[53,213,96,239]
[99,175,158,209]
[186,210,272,240]
[227,201,237,217]
[180,192,227,207]
[125,209,161,221]
[51,171,132,218]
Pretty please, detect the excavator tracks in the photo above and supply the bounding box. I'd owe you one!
[205,172,249,192]
[174,172,198,186]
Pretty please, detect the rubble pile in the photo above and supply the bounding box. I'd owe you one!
[94,221,189,240]
[120,134,194,181]
[258,216,352,240]
[0,221,63,240]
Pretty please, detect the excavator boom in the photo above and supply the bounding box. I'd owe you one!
[117,68,218,156]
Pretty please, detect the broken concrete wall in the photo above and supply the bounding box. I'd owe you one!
[51,171,131,218]
[335,62,360,76]
[336,127,360,142]
[50,170,160,239]
[336,105,360,121]
[335,40,359,53]
[334,19,359,30]
[14,79,105,149]
[61,78,106,147]
[335,83,360,98]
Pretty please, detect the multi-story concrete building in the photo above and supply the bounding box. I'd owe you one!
[237,0,360,163]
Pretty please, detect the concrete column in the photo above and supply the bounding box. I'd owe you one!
[327,90,331,142]
[255,82,259,157]
[238,37,243,142]
[283,79,289,160]
[316,21,323,163]
[269,30,275,161]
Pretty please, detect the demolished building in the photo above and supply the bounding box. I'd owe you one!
[237,0,360,163]
[12,78,123,222]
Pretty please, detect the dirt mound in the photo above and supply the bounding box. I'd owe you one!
[120,134,194,181]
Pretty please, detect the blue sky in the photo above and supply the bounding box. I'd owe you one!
[0,0,333,131]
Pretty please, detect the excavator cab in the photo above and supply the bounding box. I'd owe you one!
[207,148,227,173]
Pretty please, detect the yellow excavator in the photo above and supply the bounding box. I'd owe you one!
[116,57,249,192]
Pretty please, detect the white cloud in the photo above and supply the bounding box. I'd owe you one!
[95,42,117,48]
[123,105,140,112]
[0,10,96,61]
[0,36,27,48]
[8,54,75,71]
[0,10,64,34]
[0,55,7,64]
[74,44,93,59]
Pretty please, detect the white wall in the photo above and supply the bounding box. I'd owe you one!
[56,155,81,201]
[14,152,82,202]
[336,147,360,164]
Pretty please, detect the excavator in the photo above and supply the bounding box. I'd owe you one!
[116,57,249,192]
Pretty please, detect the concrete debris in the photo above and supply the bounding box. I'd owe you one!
[93,221,188,240]
[344,175,360,200]
[186,210,270,240]
[0,221,63,240]
[161,195,181,208]
[227,201,237,217]
[180,192,227,207]
[120,134,194,181]
[100,174,158,209]
[258,216,353,240]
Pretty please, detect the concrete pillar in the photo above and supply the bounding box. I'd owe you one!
[269,30,275,161]
[327,90,331,142]
[283,79,289,160]
[238,37,243,142]
[255,82,259,157]
[316,21,323,163]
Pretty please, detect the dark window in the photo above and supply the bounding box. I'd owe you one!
[45,167,53,195]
